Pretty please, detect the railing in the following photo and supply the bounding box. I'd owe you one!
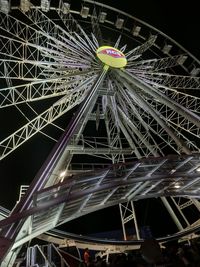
[25,243,83,266]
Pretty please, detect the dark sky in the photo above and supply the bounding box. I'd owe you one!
[100,0,200,57]
[0,0,199,238]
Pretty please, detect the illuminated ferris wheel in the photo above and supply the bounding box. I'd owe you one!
[0,0,200,265]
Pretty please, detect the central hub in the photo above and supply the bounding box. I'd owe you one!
[96,46,127,68]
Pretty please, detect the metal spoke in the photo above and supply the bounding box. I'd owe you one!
[137,72,200,90]
[0,72,96,107]
[0,75,97,160]
[119,70,200,140]
[125,35,157,60]
[127,55,186,71]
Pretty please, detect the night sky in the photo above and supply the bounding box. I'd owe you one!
[108,0,200,58]
[0,0,199,239]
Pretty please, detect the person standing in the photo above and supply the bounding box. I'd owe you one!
[84,248,90,266]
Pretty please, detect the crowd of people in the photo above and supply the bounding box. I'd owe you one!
[81,238,200,267]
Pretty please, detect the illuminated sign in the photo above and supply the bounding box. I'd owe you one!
[96,46,127,68]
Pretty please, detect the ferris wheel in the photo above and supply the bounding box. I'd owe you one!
[0,0,200,265]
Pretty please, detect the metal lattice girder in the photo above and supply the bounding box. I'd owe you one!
[138,72,200,89]
[111,72,199,153]
[0,75,97,159]
[57,8,98,54]
[0,71,95,107]
[24,7,97,57]
[114,75,185,155]
[0,12,43,44]
[117,76,191,154]
[119,201,140,240]
[0,59,89,80]
[119,92,200,153]
[90,7,103,46]
[1,154,200,249]
[125,35,157,60]
[0,69,108,265]
[141,87,200,114]
[103,92,125,163]
[114,82,163,157]
[124,93,200,149]
[0,34,44,62]
[145,98,200,141]
[66,135,133,155]
[127,55,187,71]
[0,34,92,80]
[0,11,96,68]
[116,70,200,152]
[56,7,91,45]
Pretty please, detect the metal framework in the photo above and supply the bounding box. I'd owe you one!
[0,0,200,266]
